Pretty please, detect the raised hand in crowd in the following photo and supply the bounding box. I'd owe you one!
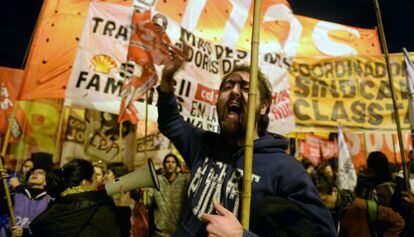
[160,43,191,93]
[113,185,134,207]
[0,168,8,180]
[402,191,414,215]
[201,202,244,237]
[11,225,23,237]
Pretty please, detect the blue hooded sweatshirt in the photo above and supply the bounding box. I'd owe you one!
[157,88,336,237]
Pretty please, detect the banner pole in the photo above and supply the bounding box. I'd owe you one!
[0,100,19,226]
[403,48,414,159]
[144,90,149,162]
[373,0,410,190]
[118,121,123,162]
[54,103,67,163]
[241,0,262,229]
[142,90,150,206]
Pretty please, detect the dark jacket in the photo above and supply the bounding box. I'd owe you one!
[339,198,405,237]
[29,190,130,237]
[157,89,336,237]
[356,172,396,207]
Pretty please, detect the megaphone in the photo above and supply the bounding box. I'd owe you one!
[105,159,160,196]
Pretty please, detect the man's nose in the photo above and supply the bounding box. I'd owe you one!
[231,83,241,95]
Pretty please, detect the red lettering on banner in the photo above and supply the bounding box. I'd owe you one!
[272,90,293,119]
[195,83,218,105]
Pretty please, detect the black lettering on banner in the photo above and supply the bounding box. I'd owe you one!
[65,116,86,143]
[364,61,374,77]
[116,25,129,41]
[298,63,310,77]
[92,17,104,33]
[335,61,346,78]
[186,117,203,128]
[324,62,334,78]
[264,53,291,69]
[215,45,224,59]
[331,101,349,121]
[236,50,247,60]
[176,96,184,112]
[368,103,383,125]
[86,74,100,91]
[376,81,391,100]
[311,79,320,97]
[340,80,356,98]
[398,80,409,100]
[385,103,404,122]
[103,20,116,36]
[180,28,196,46]
[375,62,386,78]
[351,101,366,123]
[390,62,401,77]
[178,79,191,98]
[76,71,89,88]
[360,80,375,100]
[104,77,123,95]
[294,76,310,97]
[312,100,329,121]
[293,99,310,121]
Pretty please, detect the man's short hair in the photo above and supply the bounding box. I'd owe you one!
[221,64,272,136]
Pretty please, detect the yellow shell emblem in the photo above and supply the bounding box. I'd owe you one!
[91,54,117,74]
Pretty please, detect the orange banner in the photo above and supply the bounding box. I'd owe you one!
[0,67,25,141]
[19,0,133,101]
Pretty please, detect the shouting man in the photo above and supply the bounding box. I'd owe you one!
[157,45,336,237]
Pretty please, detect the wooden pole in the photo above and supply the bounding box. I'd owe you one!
[118,121,123,162]
[241,0,262,229]
[54,104,67,162]
[373,0,410,190]
[144,91,149,162]
[0,101,19,226]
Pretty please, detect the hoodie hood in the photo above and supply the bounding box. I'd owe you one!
[30,190,112,236]
[253,133,289,153]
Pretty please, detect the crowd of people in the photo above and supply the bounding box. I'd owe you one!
[309,151,414,237]
[0,44,413,237]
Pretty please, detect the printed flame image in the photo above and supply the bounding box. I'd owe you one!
[91,54,117,74]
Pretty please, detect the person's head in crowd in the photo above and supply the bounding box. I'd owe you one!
[367,151,393,182]
[20,158,34,176]
[216,64,272,144]
[409,149,414,161]
[163,153,180,175]
[311,163,338,209]
[106,162,129,182]
[27,152,54,189]
[388,163,401,178]
[251,196,316,237]
[92,161,106,185]
[152,13,168,34]
[409,160,414,174]
[46,159,97,198]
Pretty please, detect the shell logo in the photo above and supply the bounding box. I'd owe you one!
[91,54,117,74]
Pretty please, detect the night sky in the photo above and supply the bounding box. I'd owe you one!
[1,0,413,69]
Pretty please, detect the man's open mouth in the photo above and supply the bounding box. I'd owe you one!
[227,102,242,119]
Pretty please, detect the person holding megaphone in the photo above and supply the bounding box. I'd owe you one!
[29,159,132,237]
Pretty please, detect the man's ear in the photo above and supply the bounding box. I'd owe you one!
[260,101,269,115]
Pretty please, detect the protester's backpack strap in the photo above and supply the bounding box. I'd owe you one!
[366,199,378,237]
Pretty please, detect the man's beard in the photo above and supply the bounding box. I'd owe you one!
[217,100,260,139]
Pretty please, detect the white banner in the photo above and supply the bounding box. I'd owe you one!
[337,126,357,190]
[64,2,133,113]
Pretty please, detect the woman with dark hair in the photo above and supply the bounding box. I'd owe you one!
[29,159,131,237]
[356,151,396,206]
[106,162,129,183]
